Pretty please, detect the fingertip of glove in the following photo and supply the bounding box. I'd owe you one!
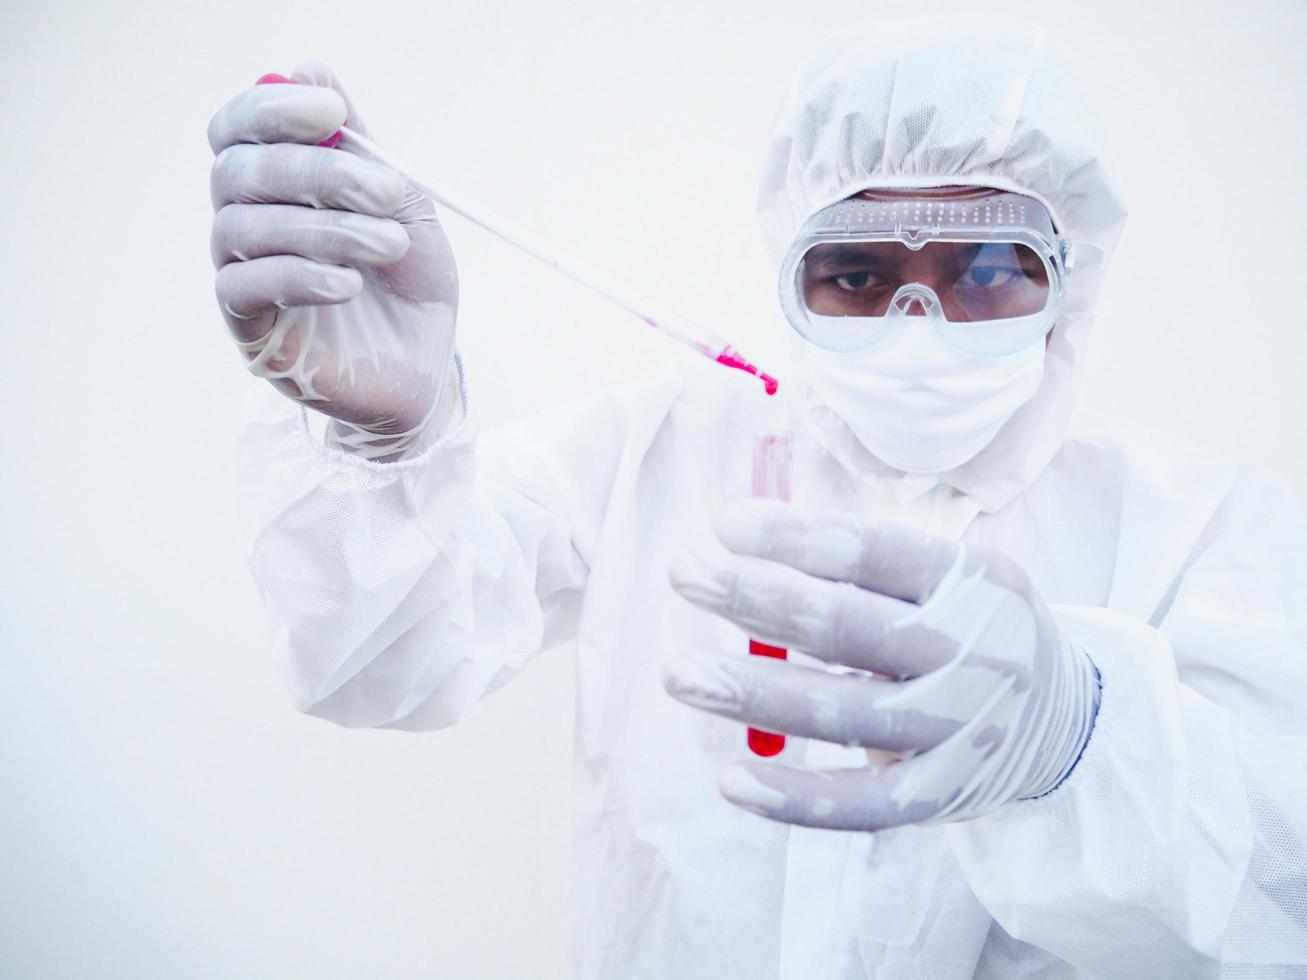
[711,498,785,555]
[251,83,346,145]
[376,169,408,217]
[316,262,364,302]
[710,500,755,553]
[718,763,786,814]
[301,85,349,136]
[377,220,412,263]
[666,545,725,605]
[659,654,701,697]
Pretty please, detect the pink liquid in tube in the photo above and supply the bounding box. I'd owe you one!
[748,431,793,757]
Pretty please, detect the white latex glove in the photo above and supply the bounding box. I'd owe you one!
[663,500,1101,830]
[208,64,459,460]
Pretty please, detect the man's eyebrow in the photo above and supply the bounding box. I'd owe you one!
[943,242,983,262]
[806,245,891,269]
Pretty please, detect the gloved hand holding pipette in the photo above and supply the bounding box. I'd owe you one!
[208,64,461,460]
[209,65,777,460]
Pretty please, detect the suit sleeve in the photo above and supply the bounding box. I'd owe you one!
[946,468,1307,977]
[235,357,654,731]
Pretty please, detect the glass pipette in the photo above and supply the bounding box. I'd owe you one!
[338,126,779,395]
[255,74,779,395]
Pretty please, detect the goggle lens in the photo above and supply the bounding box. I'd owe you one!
[800,240,1052,323]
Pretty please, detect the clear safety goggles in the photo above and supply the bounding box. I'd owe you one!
[778,189,1070,356]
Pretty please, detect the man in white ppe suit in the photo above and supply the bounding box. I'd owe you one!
[209,24,1307,979]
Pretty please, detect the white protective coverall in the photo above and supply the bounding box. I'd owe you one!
[236,25,1307,980]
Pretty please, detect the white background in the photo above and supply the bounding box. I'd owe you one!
[2,0,1304,977]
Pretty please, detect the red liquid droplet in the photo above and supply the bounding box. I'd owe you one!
[748,640,788,756]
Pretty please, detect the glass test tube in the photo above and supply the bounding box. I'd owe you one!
[748,431,793,757]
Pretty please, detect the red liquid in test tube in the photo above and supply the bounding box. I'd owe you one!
[748,432,793,757]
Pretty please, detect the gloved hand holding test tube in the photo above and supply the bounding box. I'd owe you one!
[255,73,779,397]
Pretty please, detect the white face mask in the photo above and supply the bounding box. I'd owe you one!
[797,325,1047,475]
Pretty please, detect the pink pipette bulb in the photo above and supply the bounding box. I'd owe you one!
[641,317,779,397]
[255,73,343,147]
[715,346,780,396]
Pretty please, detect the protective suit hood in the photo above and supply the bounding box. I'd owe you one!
[757,20,1128,511]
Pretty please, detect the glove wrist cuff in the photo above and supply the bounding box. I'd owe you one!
[324,353,466,462]
[1022,642,1103,800]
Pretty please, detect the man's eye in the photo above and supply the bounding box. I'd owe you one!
[960,265,1018,289]
[832,271,884,292]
